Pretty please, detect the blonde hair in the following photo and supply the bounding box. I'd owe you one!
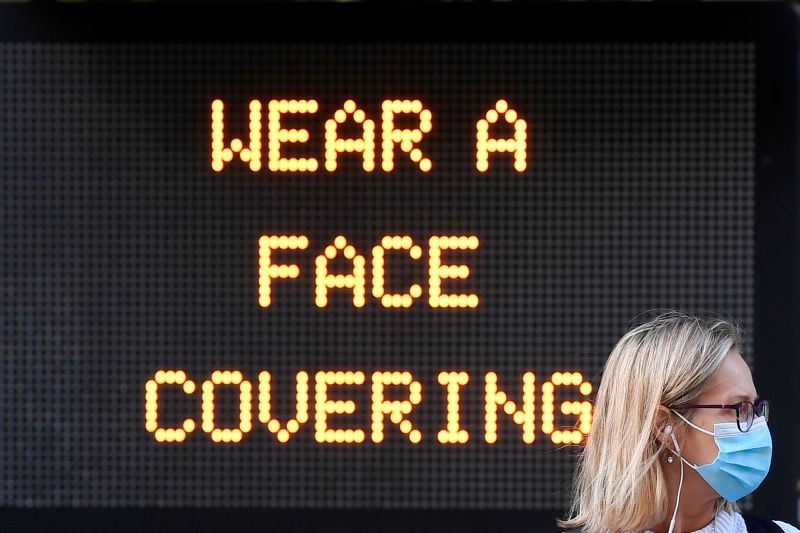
[557,309,748,532]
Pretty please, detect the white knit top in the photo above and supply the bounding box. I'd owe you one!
[641,510,800,533]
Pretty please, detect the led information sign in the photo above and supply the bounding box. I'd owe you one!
[4,4,791,516]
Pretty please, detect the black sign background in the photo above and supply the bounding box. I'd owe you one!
[0,2,797,531]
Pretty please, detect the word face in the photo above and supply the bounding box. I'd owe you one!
[259,234,480,309]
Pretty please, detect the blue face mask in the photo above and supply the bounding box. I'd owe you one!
[670,409,772,501]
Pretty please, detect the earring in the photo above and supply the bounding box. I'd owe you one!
[667,455,674,464]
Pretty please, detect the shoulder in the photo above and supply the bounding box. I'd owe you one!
[737,511,800,533]
[772,520,800,533]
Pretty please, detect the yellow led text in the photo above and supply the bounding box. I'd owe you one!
[210,98,528,173]
[476,99,527,172]
[145,370,593,445]
[257,234,479,308]
[211,98,432,173]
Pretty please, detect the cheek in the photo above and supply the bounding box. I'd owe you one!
[686,432,720,466]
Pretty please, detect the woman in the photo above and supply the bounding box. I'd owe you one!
[557,310,799,533]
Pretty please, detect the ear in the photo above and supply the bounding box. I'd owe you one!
[652,405,674,446]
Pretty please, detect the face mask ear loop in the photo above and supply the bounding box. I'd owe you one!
[667,456,684,533]
[671,409,714,437]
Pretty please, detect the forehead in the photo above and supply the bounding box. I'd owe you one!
[701,349,757,401]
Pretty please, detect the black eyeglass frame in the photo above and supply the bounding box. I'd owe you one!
[669,398,769,433]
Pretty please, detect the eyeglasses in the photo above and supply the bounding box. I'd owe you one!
[669,398,769,433]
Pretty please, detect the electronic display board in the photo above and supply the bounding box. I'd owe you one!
[1,2,797,531]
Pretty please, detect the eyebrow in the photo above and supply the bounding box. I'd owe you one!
[727,393,759,403]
